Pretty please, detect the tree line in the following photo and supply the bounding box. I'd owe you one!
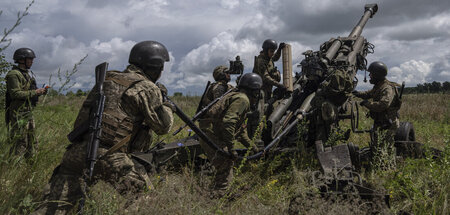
[403,81,450,94]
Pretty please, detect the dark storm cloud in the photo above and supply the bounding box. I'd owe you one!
[1,0,449,93]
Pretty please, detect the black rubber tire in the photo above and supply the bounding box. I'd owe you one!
[395,122,416,141]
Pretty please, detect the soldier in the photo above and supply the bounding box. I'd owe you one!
[5,48,47,158]
[35,41,174,214]
[252,39,286,102]
[200,65,234,107]
[353,61,401,170]
[198,73,261,196]
[249,39,286,139]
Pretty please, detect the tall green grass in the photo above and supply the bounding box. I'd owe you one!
[0,93,448,214]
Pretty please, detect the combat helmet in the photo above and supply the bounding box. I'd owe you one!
[368,61,388,80]
[262,39,278,51]
[129,41,169,68]
[13,48,36,63]
[213,65,229,81]
[238,73,263,90]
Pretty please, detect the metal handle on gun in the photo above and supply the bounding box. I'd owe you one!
[172,88,235,136]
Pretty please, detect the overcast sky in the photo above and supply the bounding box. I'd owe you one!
[1,0,449,94]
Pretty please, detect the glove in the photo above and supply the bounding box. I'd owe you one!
[277,83,287,91]
[156,82,168,97]
[279,42,286,50]
[360,100,369,107]
[162,100,176,112]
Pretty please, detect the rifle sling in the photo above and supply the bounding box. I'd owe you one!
[104,134,132,156]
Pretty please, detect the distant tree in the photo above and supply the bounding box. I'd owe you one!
[430,81,442,93]
[416,84,424,93]
[47,88,60,97]
[75,89,85,97]
[66,91,75,97]
[443,81,450,92]
[423,83,432,93]
[173,92,183,97]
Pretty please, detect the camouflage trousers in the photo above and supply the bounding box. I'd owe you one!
[247,91,265,140]
[34,141,151,215]
[7,111,38,158]
[198,123,234,191]
[369,121,399,171]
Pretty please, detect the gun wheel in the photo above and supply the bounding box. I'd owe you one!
[350,100,359,132]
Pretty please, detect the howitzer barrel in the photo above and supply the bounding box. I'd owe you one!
[349,4,378,38]
[296,92,315,121]
[267,82,302,137]
[347,36,365,66]
[324,4,378,62]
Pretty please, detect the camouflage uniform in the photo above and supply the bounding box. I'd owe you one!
[311,69,353,143]
[199,91,254,191]
[248,51,282,139]
[355,79,401,170]
[200,81,234,107]
[36,65,173,214]
[5,65,39,158]
[252,51,281,102]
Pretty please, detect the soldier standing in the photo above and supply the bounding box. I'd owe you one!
[252,39,286,102]
[199,73,261,196]
[200,65,234,106]
[35,41,174,214]
[5,48,47,158]
[353,61,401,170]
[247,39,286,139]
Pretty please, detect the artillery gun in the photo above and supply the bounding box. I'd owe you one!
[129,4,441,210]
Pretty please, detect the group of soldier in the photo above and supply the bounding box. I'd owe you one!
[4,38,401,214]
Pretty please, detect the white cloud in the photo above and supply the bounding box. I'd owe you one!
[389,60,433,85]
[220,0,239,9]
[175,31,259,89]
[1,0,449,95]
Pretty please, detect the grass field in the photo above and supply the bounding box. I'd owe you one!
[0,93,449,214]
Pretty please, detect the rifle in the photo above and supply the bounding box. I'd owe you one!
[86,62,108,179]
[399,81,405,99]
[78,62,108,214]
[195,81,211,114]
[172,88,235,136]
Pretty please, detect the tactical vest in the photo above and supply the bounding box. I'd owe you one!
[204,91,249,138]
[99,71,144,150]
[205,91,241,120]
[369,80,402,124]
[205,82,233,104]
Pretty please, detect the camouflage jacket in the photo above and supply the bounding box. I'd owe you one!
[201,81,234,106]
[357,79,401,124]
[203,91,253,150]
[253,51,281,94]
[5,65,38,113]
[73,64,173,152]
